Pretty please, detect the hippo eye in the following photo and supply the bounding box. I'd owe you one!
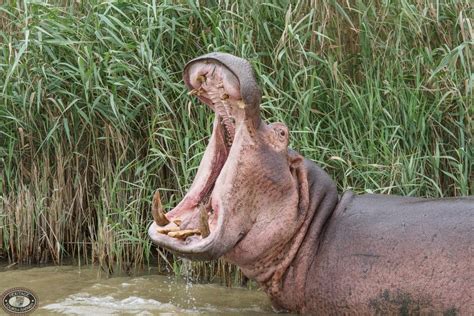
[275,127,287,143]
[270,123,288,144]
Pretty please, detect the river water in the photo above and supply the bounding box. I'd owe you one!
[0,265,277,315]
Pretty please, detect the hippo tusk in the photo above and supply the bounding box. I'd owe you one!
[199,203,211,238]
[168,229,201,239]
[156,225,180,234]
[152,190,170,226]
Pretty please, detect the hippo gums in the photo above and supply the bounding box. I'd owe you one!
[148,53,474,314]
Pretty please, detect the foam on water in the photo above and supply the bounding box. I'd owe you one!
[42,292,268,315]
[0,265,278,315]
[42,293,182,315]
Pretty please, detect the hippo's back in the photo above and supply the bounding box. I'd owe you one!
[305,193,474,315]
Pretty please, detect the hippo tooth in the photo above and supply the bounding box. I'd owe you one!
[173,219,182,226]
[188,87,204,96]
[167,229,201,239]
[199,203,211,238]
[197,75,206,83]
[151,190,170,226]
[237,100,246,109]
[156,225,180,234]
[220,93,229,100]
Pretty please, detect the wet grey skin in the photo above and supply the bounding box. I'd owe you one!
[148,53,474,314]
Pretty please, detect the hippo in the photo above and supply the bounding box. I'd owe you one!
[148,53,474,314]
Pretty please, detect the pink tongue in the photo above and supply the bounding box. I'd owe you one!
[179,207,201,230]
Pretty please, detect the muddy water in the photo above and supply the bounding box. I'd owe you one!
[0,265,277,315]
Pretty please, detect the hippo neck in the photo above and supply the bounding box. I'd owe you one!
[236,159,340,312]
[268,160,339,311]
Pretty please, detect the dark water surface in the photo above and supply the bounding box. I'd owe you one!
[0,265,278,315]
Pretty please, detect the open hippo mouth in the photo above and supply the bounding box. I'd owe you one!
[148,53,261,259]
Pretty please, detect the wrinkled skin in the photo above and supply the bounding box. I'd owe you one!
[148,53,474,314]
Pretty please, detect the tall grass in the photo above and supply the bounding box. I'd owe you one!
[0,0,472,283]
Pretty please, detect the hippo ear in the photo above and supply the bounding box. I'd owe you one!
[288,151,309,216]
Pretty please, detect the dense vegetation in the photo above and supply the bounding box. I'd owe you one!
[0,0,472,284]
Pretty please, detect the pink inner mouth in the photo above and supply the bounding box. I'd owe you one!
[158,117,230,240]
[150,60,243,246]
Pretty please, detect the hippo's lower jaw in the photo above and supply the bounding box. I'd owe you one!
[148,113,234,260]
